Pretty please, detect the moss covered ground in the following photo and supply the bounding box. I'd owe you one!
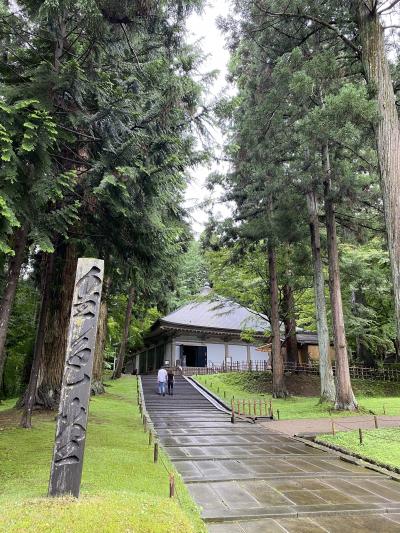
[0,376,205,533]
[317,428,400,470]
[0,397,18,412]
[194,372,400,419]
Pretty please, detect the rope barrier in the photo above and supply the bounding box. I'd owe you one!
[327,419,400,446]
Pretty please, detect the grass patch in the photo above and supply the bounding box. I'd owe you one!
[317,428,400,470]
[0,377,205,533]
[194,372,400,419]
[0,398,17,412]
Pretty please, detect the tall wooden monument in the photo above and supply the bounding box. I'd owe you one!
[48,258,104,497]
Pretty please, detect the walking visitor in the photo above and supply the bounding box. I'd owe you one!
[157,366,168,396]
[167,369,174,395]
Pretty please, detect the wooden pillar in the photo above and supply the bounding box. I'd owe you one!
[48,258,104,498]
[153,346,157,370]
[171,339,176,366]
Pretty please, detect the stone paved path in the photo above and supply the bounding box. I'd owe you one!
[141,376,400,532]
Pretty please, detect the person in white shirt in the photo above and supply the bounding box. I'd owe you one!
[157,367,168,396]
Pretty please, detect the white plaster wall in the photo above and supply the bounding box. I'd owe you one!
[175,344,181,364]
[206,343,225,365]
[251,346,270,364]
[228,344,248,362]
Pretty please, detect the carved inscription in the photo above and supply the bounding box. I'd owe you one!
[48,259,104,497]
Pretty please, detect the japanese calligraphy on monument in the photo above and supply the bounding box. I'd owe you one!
[48,258,104,497]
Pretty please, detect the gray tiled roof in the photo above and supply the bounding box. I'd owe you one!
[160,298,270,334]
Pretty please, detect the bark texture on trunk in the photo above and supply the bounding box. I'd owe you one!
[356,2,400,347]
[323,146,357,410]
[112,283,135,379]
[21,253,54,428]
[91,297,108,395]
[282,283,298,365]
[268,244,287,398]
[0,225,28,392]
[36,243,77,409]
[306,191,336,402]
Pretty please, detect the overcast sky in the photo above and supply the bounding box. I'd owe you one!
[185,1,233,237]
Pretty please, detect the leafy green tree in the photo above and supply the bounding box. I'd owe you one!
[217,0,390,408]
[172,240,208,306]
[0,0,207,417]
[241,0,400,388]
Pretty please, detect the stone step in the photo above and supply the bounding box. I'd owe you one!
[201,503,400,522]
[183,471,384,483]
[140,375,400,532]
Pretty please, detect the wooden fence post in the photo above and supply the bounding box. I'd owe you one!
[359,428,363,445]
[169,473,175,498]
[154,442,159,463]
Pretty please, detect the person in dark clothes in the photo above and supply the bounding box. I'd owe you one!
[167,369,174,395]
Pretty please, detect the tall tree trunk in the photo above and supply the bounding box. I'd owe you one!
[282,282,298,365]
[20,253,54,428]
[112,283,135,379]
[0,224,28,393]
[306,190,336,402]
[268,244,287,398]
[36,242,77,409]
[91,278,110,394]
[323,145,357,410]
[356,3,400,350]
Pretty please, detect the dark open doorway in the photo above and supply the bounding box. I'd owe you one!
[182,345,207,367]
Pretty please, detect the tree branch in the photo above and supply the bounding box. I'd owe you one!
[252,1,360,54]
[378,0,400,14]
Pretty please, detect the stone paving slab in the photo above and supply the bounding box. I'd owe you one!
[140,376,400,532]
[208,515,400,533]
[156,427,268,436]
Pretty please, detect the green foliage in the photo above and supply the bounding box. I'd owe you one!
[208,0,394,369]
[0,99,58,252]
[1,280,38,399]
[171,240,208,306]
[340,238,395,362]
[318,428,400,470]
[106,297,161,363]
[0,0,210,397]
[204,244,268,313]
